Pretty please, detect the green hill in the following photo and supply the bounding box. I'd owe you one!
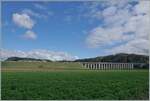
[75,53,149,63]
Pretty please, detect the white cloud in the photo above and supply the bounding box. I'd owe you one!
[85,0,150,55]
[22,9,47,19]
[0,49,78,61]
[86,27,125,48]
[12,13,35,29]
[34,3,47,10]
[12,13,38,40]
[23,30,37,40]
[102,6,117,17]
[109,39,149,55]
[34,3,55,17]
[134,0,150,15]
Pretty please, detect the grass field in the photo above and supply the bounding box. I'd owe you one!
[1,61,84,71]
[1,62,149,100]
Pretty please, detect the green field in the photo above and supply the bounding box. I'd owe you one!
[1,61,84,71]
[1,62,149,100]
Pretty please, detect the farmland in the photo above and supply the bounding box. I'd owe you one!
[1,61,149,100]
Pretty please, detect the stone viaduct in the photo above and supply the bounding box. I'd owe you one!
[82,62,134,70]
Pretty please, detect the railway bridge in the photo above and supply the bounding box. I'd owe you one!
[82,62,134,70]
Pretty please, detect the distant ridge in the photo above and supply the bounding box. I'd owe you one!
[5,53,149,63]
[75,53,149,63]
[6,57,52,62]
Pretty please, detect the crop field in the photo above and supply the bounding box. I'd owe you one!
[1,62,149,100]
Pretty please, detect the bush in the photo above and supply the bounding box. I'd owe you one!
[38,65,44,68]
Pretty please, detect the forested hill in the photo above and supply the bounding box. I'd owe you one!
[5,57,52,62]
[75,53,149,63]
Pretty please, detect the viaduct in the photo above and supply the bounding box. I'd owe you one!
[82,62,134,70]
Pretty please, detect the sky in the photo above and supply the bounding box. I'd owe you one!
[1,0,150,60]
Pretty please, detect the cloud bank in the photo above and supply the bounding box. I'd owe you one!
[0,49,78,61]
[85,0,150,55]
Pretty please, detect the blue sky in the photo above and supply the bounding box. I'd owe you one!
[1,1,149,60]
